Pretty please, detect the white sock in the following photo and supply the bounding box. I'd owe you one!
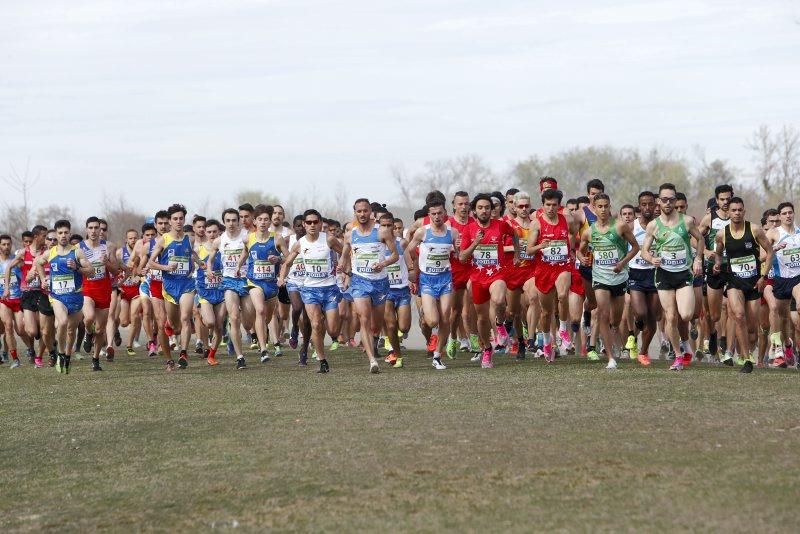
[433,351,440,359]
[559,320,567,331]
[543,333,551,344]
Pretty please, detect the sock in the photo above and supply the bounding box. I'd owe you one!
[504,319,513,331]
[587,345,595,352]
[583,310,592,327]
[571,321,580,334]
[709,331,718,354]
[433,351,440,359]
[628,330,634,338]
[559,320,567,331]
[543,333,551,344]
[11,349,18,360]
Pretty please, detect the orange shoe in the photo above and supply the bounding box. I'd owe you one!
[207,356,219,366]
[637,353,651,366]
[384,350,396,364]
[509,341,519,355]
[426,334,439,353]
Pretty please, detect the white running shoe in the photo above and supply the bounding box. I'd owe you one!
[369,361,380,374]
[133,340,142,348]
[606,358,617,370]
[432,358,447,370]
[10,359,21,369]
[470,353,481,362]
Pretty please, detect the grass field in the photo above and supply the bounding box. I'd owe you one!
[2,346,799,532]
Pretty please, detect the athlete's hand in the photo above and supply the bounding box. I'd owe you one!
[650,256,662,267]
[539,239,550,250]
[693,258,703,277]
[612,262,622,273]
[2,288,8,299]
[167,262,178,272]
[712,262,721,275]
[26,270,36,282]
[473,230,484,245]
[579,255,591,267]
[267,255,280,264]
[513,254,521,266]
[372,261,384,273]
[408,269,418,283]
[776,242,787,251]
[454,235,462,249]
[277,277,285,287]
[756,276,766,292]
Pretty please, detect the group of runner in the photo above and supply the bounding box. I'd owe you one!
[0,177,797,375]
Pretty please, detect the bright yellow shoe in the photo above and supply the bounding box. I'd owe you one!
[392,357,404,368]
[384,337,392,351]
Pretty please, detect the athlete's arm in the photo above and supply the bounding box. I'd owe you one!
[754,225,774,290]
[2,251,22,296]
[277,241,300,286]
[526,219,547,253]
[339,234,352,275]
[641,220,661,267]
[458,226,484,264]
[616,221,639,273]
[374,228,398,273]
[565,210,581,238]
[506,223,521,265]
[405,227,426,283]
[146,237,173,272]
[685,217,705,276]
[577,228,591,267]
[74,248,94,276]
[712,232,724,274]
[105,242,120,275]
[328,234,344,255]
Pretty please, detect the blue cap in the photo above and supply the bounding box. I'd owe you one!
[145,216,155,224]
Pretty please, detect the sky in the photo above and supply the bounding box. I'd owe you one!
[2,0,799,219]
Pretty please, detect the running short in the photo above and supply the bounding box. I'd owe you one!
[569,265,585,296]
[300,284,341,311]
[705,264,726,290]
[139,279,151,298]
[419,272,453,299]
[286,281,302,294]
[120,284,139,302]
[470,275,505,306]
[247,278,279,300]
[278,285,291,305]
[83,285,112,309]
[162,278,195,304]
[579,265,592,282]
[534,264,570,294]
[50,293,83,315]
[149,279,164,300]
[628,268,657,294]
[197,287,224,306]
[221,277,249,297]
[693,273,705,288]
[452,262,471,291]
[773,275,800,301]
[653,268,692,291]
[0,298,22,313]
[387,286,412,307]
[506,266,535,291]
[21,290,54,316]
[592,280,628,298]
[349,275,389,306]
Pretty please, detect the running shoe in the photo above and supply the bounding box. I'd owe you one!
[63,355,71,374]
[495,325,509,347]
[392,357,403,368]
[606,358,617,370]
[34,356,43,368]
[508,341,519,355]
[383,337,392,351]
[741,360,754,373]
[625,335,638,358]
[637,353,651,366]
[298,350,308,366]
[432,357,447,370]
[694,349,704,362]
[133,340,142,348]
[427,334,439,353]
[55,354,63,373]
[207,355,219,366]
[92,358,103,372]
[481,348,493,369]
[147,340,158,357]
[318,359,330,373]
[166,359,175,372]
[785,345,796,367]
[543,343,554,363]
[369,361,380,373]
[178,355,188,369]
[470,353,481,362]
[586,349,599,361]
[83,332,94,354]
[126,346,135,356]
[289,335,298,349]
[720,352,734,366]
[260,349,271,363]
[194,342,204,355]
[621,349,630,360]
[770,357,787,368]
[169,335,177,350]
[236,356,247,370]
[558,329,572,351]
[669,358,683,371]
[226,338,235,356]
[385,351,397,365]
[10,359,21,369]
[106,347,115,362]
[682,352,692,366]
[114,329,122,347]
[446,338,458,359]
[469,334,481,352]
[526,338,537,353]
[220,335,229,347]
[274,343,283,357]
[522,325,529,340]
[330,341,340,352]
[516,342,526,361]
[734,356,746,366]
[48,353,57,367]
[659,340,670,358]
[459,339,470,352]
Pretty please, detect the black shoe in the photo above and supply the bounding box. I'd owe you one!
[83,332,95,354]
[722,358,734,367]
[741,360,754,374]
[91,358,103,371]
[318,359,329,373]
[236,357,247,370]
[298,350,308,366]
[194,344,205,355]
[64,355,71,374]
[114,329,122,347]
[166,359,175,372]
[48,353,57,367]
[178,355,188,369]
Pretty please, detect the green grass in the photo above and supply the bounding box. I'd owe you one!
[2,348,799,532]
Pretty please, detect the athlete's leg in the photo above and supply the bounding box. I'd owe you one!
[658,290,682,359]
[224,291,244,356]
[594,288,615,362]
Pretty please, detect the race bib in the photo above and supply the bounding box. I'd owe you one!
[542,240,568,263]
[660,245,687,268]
[150,268,163,281]
[386,263,403,285]
[224,249,242,269]
[633,255,652,267]
[171,256,189,276]
[89,261,106,281]
[780,247,800,269]
[593,245,619,267]
[290,258,305,278]
[52,274,76,295]
[354,251,380,274]
[252,260,276,280]
[473,244,499,266]
[425,248,451,273]
[305,258,329,278]
[730,255,757,278]
[519,241,535,261]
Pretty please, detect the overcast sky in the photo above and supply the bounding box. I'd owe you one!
[2,0,799,219]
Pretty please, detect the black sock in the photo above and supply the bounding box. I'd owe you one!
[583,310,592,327]
[571,321,580,334]
[628,330,634,338]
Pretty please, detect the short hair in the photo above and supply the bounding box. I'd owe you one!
[98,218,108,228]
[728,196,744,208]
[155,210,169,221]
[586,179,605,193]
[353,198,370,210]
[393,217,403,224]
[167,204,187,218]
[183,224,193,233]
[141,223,156,234]
[763,208,779,219]
[205,219,222,231]
[777,202,794,213]
[70,234,83,243]
[505,188,520,197]
[192,214,207,224]
[413,208,427,220]
[293,214,304,224]
[328,220,341,228]
[254,205,273,219]
[126,228,138,236]
[272,204,284,212]
[593,193,610,204]
[85,216,101,227]
[620,204,635,213]
[471,193,493,211]
[425,191,446,205]
[638,191,655,202]
[565,198,577,207]
[238,203,254,213]
[658,183,676,194]
[21,231,33,240]
[0,234,11,242]
[303,209,322,221]
[222,208,240,221]
[541,189,564,204]
[31,225,48,235]
[714,184,734,198]
[576,196,590,205]
[427,199,446,211]
[371,202,387,214]
[513,191,531,204]
[54,219,71,231]
[676,192,687,202]
[378,211,394,222]
[453,190,469,201]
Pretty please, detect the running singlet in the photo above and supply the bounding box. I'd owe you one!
[287,234,305,286]
[196,244,222,291]
[591,220,629,286]
[418,226,454,276]
[629,219,654,270]
[461,219,514,279]
[385,238,409,289]
[48,247,82,296]
[705,208,730,264]
[120,245,138,287]
[535,212,571,266]
[298,233,336,288]
[247,232,279,282]
[351,225,387,281]
[773,226,800,279]
[159,234,193,281]
[723,222,760,282]
[220,229,249,279]
[0,259,22,300]
[653,216,692,273]
[80,240,111,284]
[510,219,535,267]
[21,246,47,291]
[447,215,473,276]
[147,238,163,282]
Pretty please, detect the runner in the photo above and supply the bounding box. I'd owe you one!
[80,216,118,371]
[382,213,412,367]
[759,209,780,366]
[117,229,142,356]
[191,215,209,355]
[640,183,705,371]
[712,197,772,373]
[448,191,479,355]
[147,204,203,371]
[131,221,160,357]
[196,219,226,366]
[765,201,800,368]
[136,211,170,358]
[459,193,519,368]
[279,209,343,373]
[506,191,538,360]
[577,193,639,369]
[34,220,92,374]
[407,199,459,370]
[286,214,312,363]
[0,234,32,368]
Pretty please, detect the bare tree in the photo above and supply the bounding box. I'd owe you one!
[2,158,39,232]
[100,194,147,242]
[747,124,800,203]
[392,154,498,208]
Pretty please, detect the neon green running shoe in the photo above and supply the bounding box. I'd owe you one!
[392,357,404,368]
[446,338,458,359]
[625,335,638,358]
[55,354,63,374]
[586,350,600,361]
[126,347,136,356]
[469,334,481,352]
[330,341,340,352]
[734,356,746,366]
[522,325,529,340]
[383,337,392,351]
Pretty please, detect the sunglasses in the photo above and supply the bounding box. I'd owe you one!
[46,237,57,241]
[659,197,676,203]
[516,204,530,209]
[304,219,320,225]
